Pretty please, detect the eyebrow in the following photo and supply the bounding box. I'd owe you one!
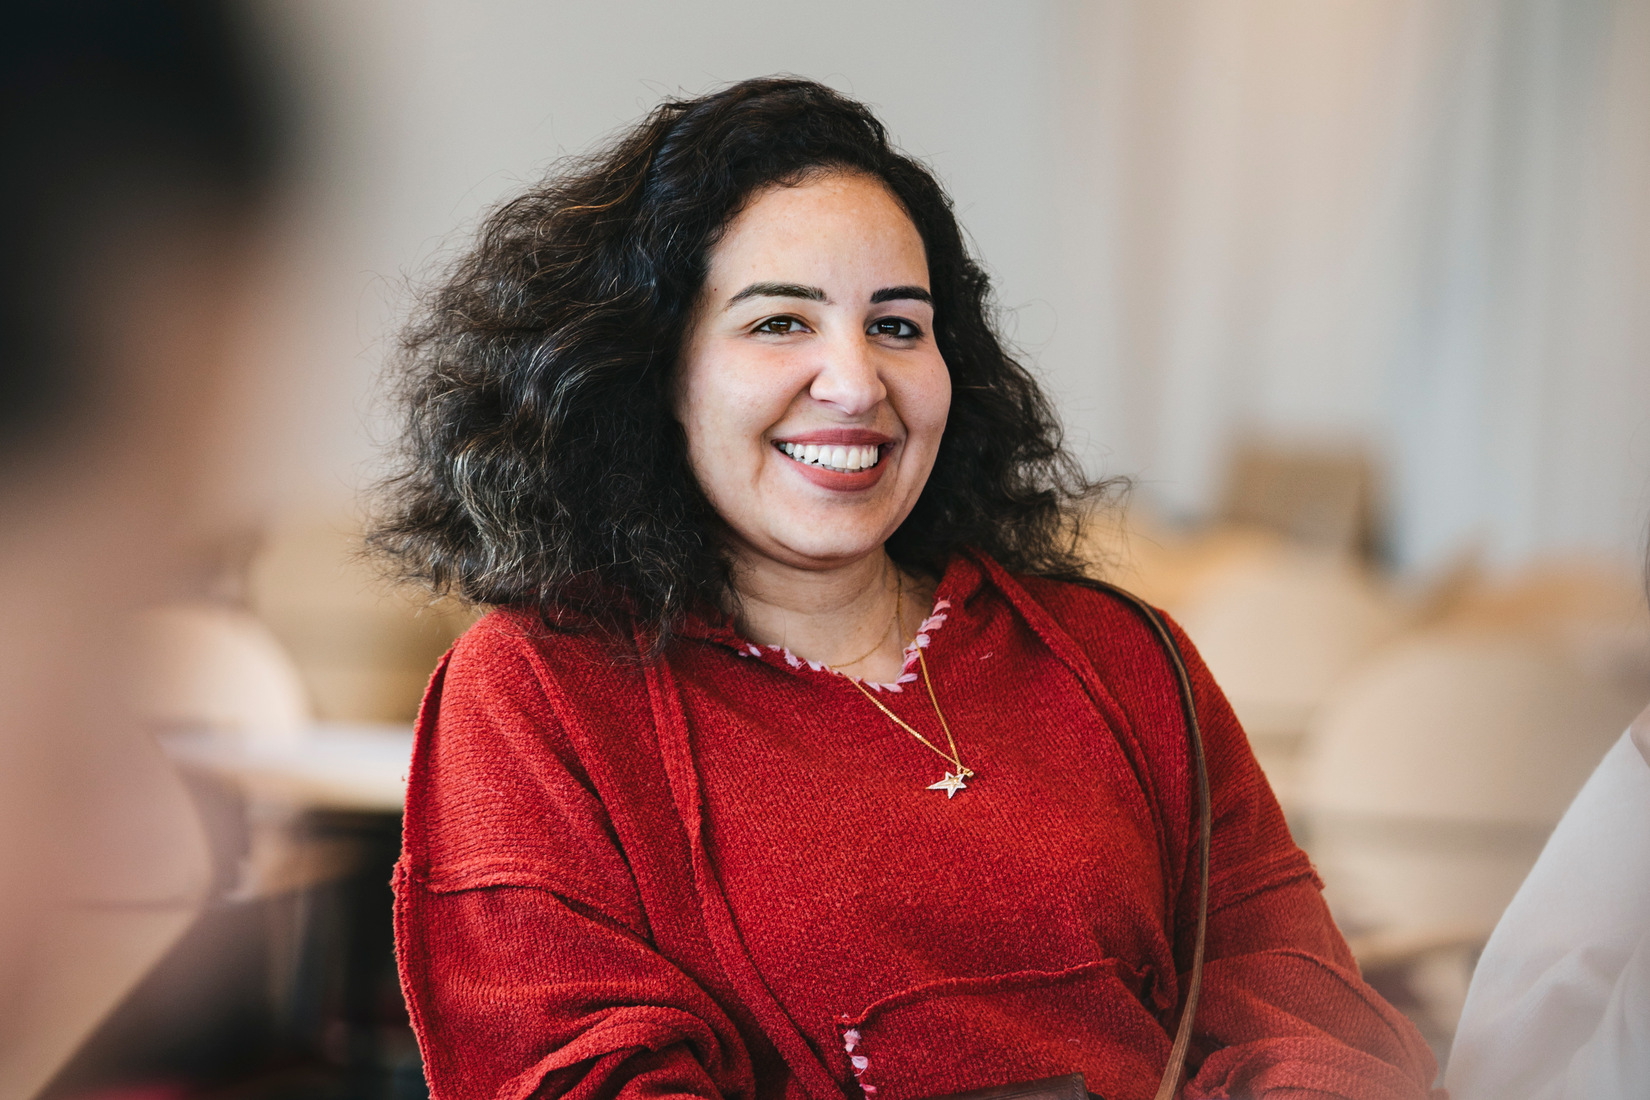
[725,282,826,308]
[723,282,933,309]
[870,285,932,304]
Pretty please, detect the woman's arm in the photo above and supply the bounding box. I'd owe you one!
[1017,572,1439,1100]
[395,623,757,1100]
[396,881,750,1100]
[1445,716,1650,1100]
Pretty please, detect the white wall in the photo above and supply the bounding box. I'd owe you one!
[1052,0,1650,571]
[222,0,1071,521]
[222,0,1650,575]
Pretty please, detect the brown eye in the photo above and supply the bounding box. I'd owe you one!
[870,317,921,338]
[754,316,804,334]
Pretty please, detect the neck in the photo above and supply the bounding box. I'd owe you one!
[730,548,925,683]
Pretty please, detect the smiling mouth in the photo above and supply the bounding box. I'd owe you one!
[776,441,884,473]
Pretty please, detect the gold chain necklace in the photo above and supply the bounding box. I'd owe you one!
[824,560,899,673]
[838,573,976,799]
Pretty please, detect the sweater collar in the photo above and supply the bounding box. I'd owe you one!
[675,552,990,689]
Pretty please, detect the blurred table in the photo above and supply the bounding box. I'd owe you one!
[161,721,414,812]
[140,722,423,1095]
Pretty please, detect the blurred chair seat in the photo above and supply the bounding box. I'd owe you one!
[1080,509,1288,614]
[162,721,414,816]
[134,604,309,746]
[1436,557,1650,698]
[134,603,361,899]
[1170,547,1408,809]
[1297,629,1643,1043]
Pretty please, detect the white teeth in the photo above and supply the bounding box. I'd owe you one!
[777,441,883,472]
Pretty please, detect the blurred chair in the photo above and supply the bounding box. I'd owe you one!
[1080,505,1289,613]
[1297,629,1643,1046]
[247,518,473,723]
[121,601,419,1093]
[1170,549,1409,809]
[1436,557,1650,698]
[134,602,363,900]
[134,604,310,747]
[7,607,302,1100]
[1218,439,1378,558]
[132,604,363,1064]
[1081,503,1406,807]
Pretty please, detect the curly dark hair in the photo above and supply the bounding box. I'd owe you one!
[370,76,1105,643]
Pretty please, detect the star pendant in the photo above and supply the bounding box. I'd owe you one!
[927,771,969,799]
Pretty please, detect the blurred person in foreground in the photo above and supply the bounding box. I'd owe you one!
[1446,545,1650,1098]
[373,77,1438,1100]
[0,3,281,1096]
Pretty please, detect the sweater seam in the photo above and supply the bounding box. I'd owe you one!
[1205,947,1426,1053]
[1205,849,1322,919]
[400,860,578,893]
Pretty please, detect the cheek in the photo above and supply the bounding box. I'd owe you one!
[673,360,736,455]
[680,349,799,441]
[903,359,953,448]
[673,359,783,491]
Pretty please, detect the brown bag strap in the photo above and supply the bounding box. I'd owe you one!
[1091,583,1211,1100]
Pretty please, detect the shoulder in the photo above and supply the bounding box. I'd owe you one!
[402,608,648,884]
[973,558,1197,766]
[431,607,653,730]
[1449,729,1650,1093]
[1014,572,1160,637]
[992,559,1315,909]
[991,566,1184,685]
[993,564,1233,771]
[425,606,652,768]
[443,606,624,689]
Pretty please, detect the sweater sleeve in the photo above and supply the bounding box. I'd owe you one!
[1157,616,1442,1100]
[1017,574,1440,1100]
[394,623,756,1100]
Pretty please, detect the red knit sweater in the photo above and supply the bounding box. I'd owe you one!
[394,552,1439,1100]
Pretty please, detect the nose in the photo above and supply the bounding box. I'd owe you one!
[807,328,886,415]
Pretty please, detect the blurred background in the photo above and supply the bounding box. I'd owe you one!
[3,1,1648,1097]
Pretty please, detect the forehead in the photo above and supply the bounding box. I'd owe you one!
[707,172,928,284]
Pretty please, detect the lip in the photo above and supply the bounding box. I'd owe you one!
[771,430,895,493]
[772,428,893,447]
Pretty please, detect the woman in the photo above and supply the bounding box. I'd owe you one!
[1445,704,1650,1099]
[1446,539,1650,1098]
[375,78,1437,1100]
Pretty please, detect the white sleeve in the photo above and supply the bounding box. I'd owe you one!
[1446,726,1650,1100]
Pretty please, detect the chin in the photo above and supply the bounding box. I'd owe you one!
[761,522,893,568]
[777,539,887,569]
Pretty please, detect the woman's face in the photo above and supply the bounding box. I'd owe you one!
[675,171,950,575]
